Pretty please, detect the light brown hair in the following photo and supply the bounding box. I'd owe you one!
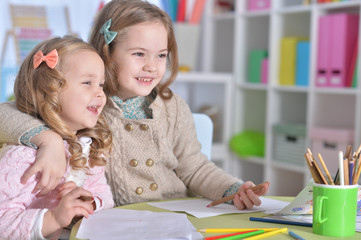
[14,36,112,169]
[89,0,178,99]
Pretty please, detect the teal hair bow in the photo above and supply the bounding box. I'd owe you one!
[99,19,117,45]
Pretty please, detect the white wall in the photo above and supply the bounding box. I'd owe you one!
[1,0,104,65]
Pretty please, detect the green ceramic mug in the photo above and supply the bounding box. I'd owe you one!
[313,183,358,237]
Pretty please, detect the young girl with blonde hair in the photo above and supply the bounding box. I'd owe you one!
[0,0,268,210]
[0,36,113,239]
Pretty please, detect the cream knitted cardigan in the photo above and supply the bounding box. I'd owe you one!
[0,94,241,206]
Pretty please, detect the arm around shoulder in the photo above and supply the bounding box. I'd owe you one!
[0,101,45,144]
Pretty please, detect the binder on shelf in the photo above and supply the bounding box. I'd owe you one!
[316,15,330,87]
[296,41,310,86]
[316,13,359,88]
[279,37,307,86]
[176,0,186,22]
[329,14,359,87]
[248,49,267,83]
[261,58,269,84]
[347,42,358,87]
[190,0,206,24]
[247,0,271,11]
[352,58,358,88]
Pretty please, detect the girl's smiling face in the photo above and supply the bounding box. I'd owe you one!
[58,50,106,133]
[111,21,168,100]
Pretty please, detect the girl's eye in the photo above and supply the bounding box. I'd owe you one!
[99,83,105,88]
[83,81,92,85]
[159,53,167,58]
[134,52,144,57]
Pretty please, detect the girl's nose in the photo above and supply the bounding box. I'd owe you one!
[143,57,157,72]
[96,86,105,98]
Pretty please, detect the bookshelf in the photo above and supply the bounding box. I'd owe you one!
[195,0,361,196]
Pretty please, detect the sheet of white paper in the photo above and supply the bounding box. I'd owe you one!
[147,197,289,218]
[76,209,203,240]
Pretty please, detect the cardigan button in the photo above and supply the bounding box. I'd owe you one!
[140,124,149,131]
[150,183,158,191]
[146,159,154,167]
[135,187,143,195]
[129,159,138,167]
[125,124,133,131]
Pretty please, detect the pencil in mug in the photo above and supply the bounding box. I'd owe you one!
[207,181,270,207]
[317,153,334,185]
[353,154,361,184]
[307,149,328,184]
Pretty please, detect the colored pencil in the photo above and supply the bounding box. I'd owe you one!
[349,161,354,185]
[317,153,334,185]
[204,230,257,240]
[353,154,361,184]
[197,228,278,233]
[249,217,312,227]
[244,228,288,240]
[307,149,327,184]
[339,151,345,186]
[344,157,349,185]
[216,230,264,240]
[288,230,306,240]
[304,153,319,183]
[207,181,270,207]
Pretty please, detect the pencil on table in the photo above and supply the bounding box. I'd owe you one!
[197,228,278,233]
[317,153,334,185]
[204,230,257,240]
[207,181,270,207]
[243,227,288,240]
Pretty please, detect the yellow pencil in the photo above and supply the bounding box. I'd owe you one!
[243,227,288,240]
[197,228,279,233]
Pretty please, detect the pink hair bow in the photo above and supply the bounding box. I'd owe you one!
[33,49,58,69]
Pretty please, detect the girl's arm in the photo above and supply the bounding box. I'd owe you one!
[83,165,115,210]
[0,146,93,240]
[0,101,44,144]
[0,101,66,195]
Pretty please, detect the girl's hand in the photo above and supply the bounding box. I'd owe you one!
[233,181,269,210]
[42,187,94,237]
[57,181,77,199]
[20,130,66,196]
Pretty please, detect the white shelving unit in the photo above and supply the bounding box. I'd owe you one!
[195,0,361,196]
[170,72,233,172]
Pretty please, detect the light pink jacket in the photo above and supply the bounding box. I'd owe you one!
[0,142,114,240]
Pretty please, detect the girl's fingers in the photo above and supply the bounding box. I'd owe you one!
[21,164,40,184]
[246,189,262,206]
[233,193,245,210]
[239,191,254,209]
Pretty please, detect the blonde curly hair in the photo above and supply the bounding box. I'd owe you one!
[14,36,112,169]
